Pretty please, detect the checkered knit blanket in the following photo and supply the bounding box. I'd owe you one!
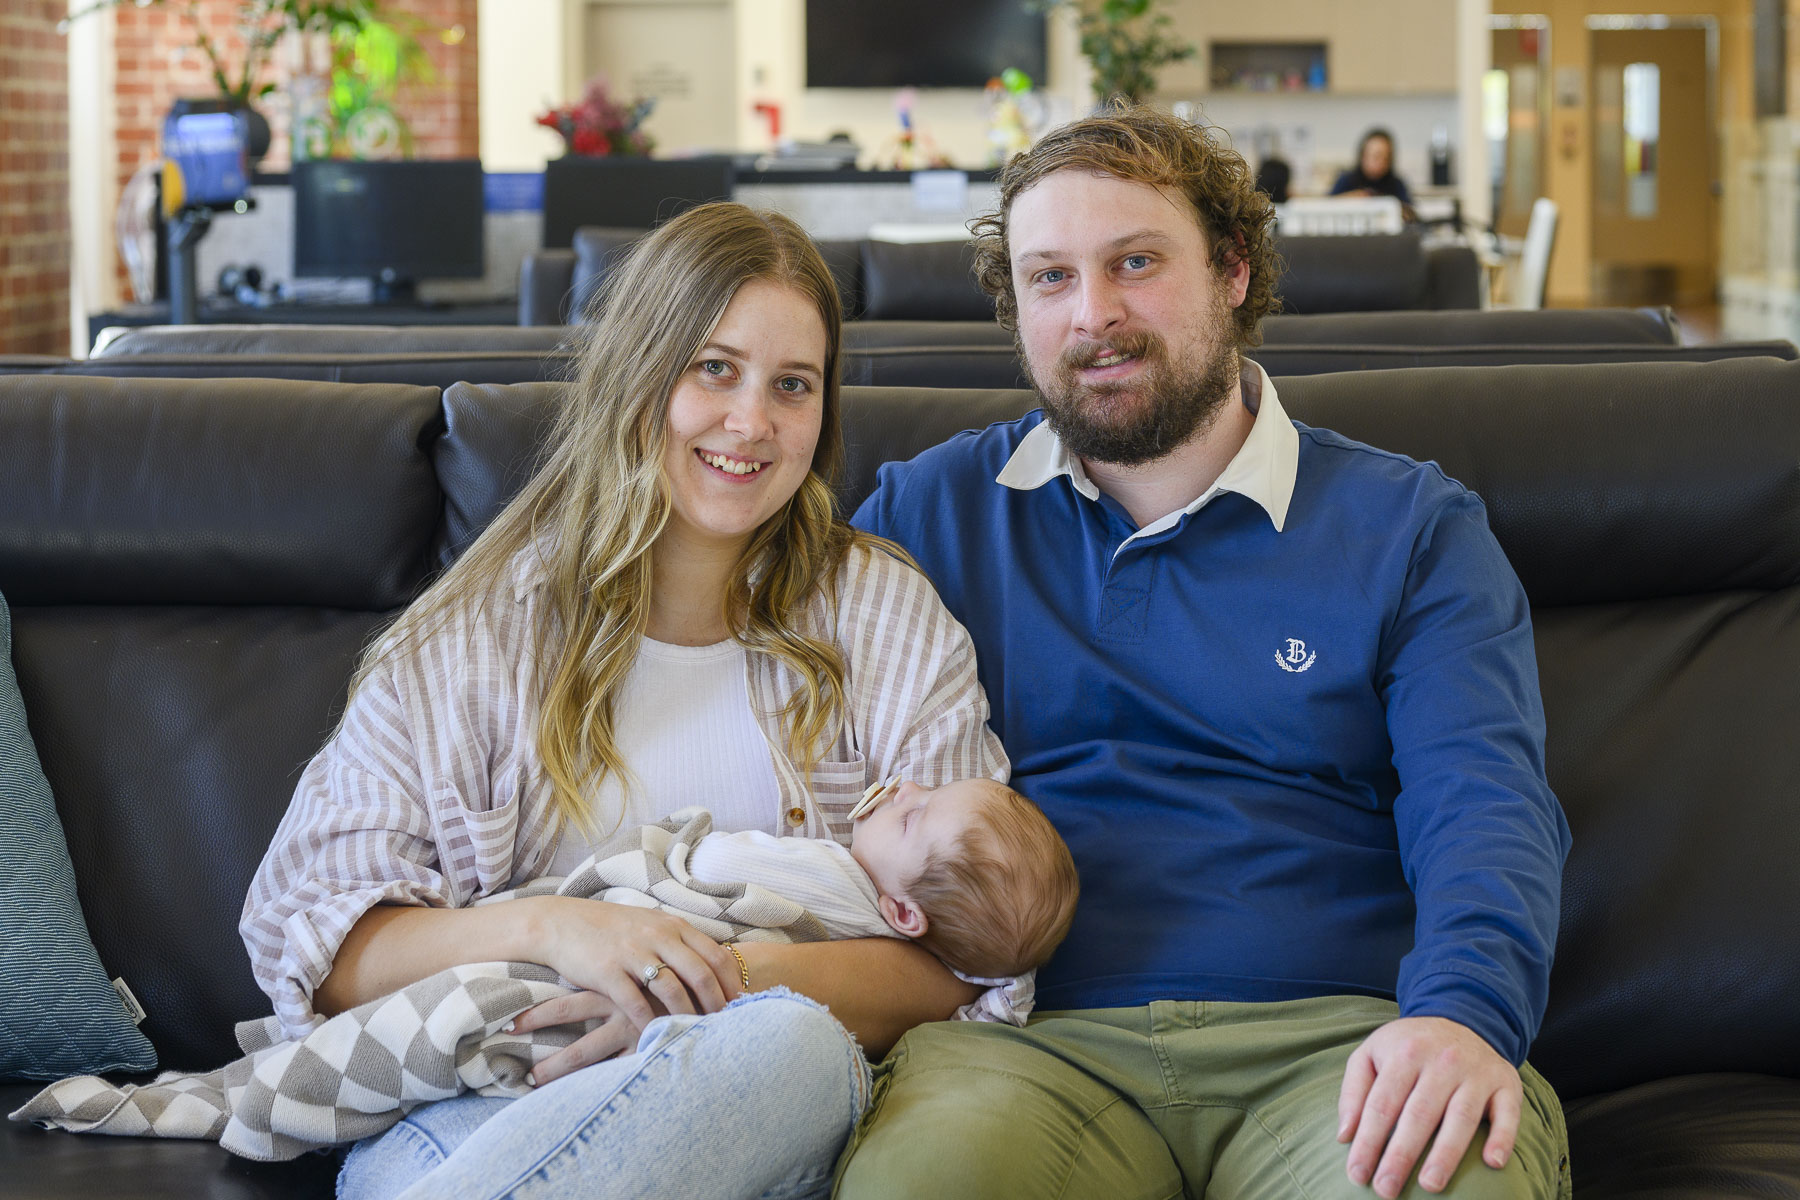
[9,809,831,1161]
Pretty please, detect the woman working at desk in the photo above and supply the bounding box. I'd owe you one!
[1331,126,1414,207]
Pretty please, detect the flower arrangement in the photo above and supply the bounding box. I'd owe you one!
[536,76,656,158]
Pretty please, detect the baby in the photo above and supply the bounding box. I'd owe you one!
[686,777,1079,979]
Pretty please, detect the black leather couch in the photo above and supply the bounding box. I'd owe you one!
[19,310,1783,395]
[4,362,1799,1197]
[18,343,1791,395]
[83,307,1684,360]
[518,226,1483,326]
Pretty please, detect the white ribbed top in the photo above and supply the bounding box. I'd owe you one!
[545,637,780,876]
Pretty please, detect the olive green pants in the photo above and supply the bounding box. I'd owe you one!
[833,996,1569,1200]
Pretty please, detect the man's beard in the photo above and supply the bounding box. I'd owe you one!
[1024,307,1240,468]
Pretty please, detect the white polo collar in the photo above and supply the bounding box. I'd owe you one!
[996,359,1299,541]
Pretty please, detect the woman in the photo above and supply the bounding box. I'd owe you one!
[240,203,1007,1199]
[1331,126,1414,207]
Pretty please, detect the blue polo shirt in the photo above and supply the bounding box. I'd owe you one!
[853,368,1570,1064]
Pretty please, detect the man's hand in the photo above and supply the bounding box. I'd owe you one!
[1338,1016,1522,1197]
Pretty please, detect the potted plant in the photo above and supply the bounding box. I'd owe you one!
[1024,0,1195,106]
[60,0,441,161]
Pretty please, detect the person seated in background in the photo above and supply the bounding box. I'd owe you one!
[1253,155,1292,204]
[1332,126,1414,207]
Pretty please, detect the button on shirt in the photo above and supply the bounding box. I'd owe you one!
[853,362,1570,1065]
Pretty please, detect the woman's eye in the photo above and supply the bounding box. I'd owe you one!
[776,375,811,394]
[699,359,731,377]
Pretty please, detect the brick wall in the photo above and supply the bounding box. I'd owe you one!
[397,0,480,158]
[111,1,478,181]
[0,2,72,355]
[110,1,479,292]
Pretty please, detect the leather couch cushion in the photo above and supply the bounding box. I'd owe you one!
[859,240,995,321]
[844,341,1795,390]
[844,346,1029,389]
[567,229,864,323]
[843,320,1012,349]
[816,239,866,319]
[1563,1074,1800,1198]
[0,376,442,608]
[1249,340,1795,376]
[24,352,578,390]
[1273,232,1432,313]
[1523,596,1800,1098]
[10,605,394,1069]
[95,324,571,356]
[1276,359,1800,605]
[0,1080,341,1199]
[570,226,645,320]
[433,382,563,565]
[1259,307,1680,346]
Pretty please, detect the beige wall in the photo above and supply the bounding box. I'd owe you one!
[1491,0,1752,306]
[478,0,1086,170]
[1157,0,1461,96]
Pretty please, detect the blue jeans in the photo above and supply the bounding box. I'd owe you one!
[336,987,871,1200]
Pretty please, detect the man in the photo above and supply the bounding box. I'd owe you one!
[837,107,1572,1200]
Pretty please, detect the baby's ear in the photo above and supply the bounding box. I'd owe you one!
[878,893,929,939]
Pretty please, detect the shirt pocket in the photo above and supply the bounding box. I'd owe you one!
[806,752,870,845]
[428,779,522,901]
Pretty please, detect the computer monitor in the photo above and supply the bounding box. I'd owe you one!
[292,159,485,303]
[540,156,734,248]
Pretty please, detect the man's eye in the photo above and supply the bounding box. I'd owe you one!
[1122,254,1150,270]
[1036,268,1066,285]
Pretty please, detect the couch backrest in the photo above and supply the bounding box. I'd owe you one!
[0,376,444,1069]
[91,306,1681,363]
[837,341,1794,390]
[857,239,996,321]
[8,362,1799,1098]
[1258,306,1681,346]
[94,323,575,357]
[1274,232,1435,312]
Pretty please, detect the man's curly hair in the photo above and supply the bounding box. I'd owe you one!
[970,104,1281,350]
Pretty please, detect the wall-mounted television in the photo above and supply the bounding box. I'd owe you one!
[805,0,1047,89]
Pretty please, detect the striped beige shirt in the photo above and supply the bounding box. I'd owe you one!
[239,543,1010,1038]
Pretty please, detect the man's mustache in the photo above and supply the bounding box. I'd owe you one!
[1057,332,1166,375]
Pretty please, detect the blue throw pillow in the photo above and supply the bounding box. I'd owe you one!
[1,589,157,1080]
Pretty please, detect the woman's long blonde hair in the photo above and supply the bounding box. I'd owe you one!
[359,202,879,838]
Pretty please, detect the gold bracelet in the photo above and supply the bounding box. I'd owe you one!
[723,942,751,993]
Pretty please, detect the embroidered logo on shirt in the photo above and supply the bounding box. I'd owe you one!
[1275,638,1317,673]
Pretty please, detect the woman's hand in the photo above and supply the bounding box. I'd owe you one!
[525,895,741,1033]
[508,988,655,1087]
